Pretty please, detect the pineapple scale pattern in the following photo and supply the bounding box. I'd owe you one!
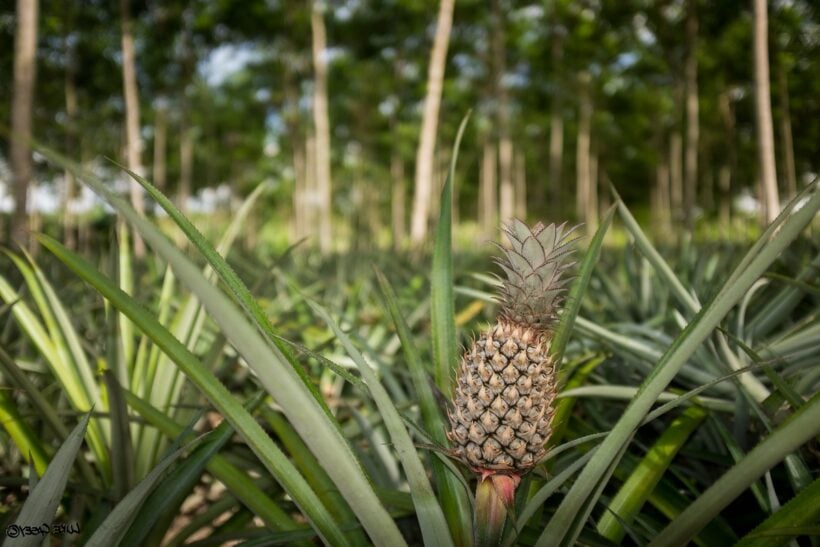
[447,220,577,474]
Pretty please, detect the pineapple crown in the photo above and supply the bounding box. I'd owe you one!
[494,219,579,331]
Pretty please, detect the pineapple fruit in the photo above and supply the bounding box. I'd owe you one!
[448,220,577,476]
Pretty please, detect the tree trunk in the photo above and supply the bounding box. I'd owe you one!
[718,90,736,227]
[587,144,598,233]
[654,158,671,232]
[281,63,306,243]
[121,0,145,256]
[10,0,38,249]
[776,56,797,199]
[703,161,714,212]
[514,148,527,219]
[669,131,683,220]
[292,144,306,242]
[753,0,780,223]
[176,7,196,216]
[311,1,333,253]
[598,166,611,216]
[63,15,78,250]
[479,139,498,239]
[391,151,406,249]
[305,133,318,242]
[493,0,514,226]
[410,0,454,244]
[152,104,167,193]
[576,72,592,229]
[718,165,731,226]
[291,139,307,242]
[548,25,565,219]
[683,0,699,229]
[178,128,193,214]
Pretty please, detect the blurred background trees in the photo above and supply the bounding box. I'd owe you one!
[1,0,817,252]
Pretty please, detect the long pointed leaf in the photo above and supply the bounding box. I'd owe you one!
[37,235,350,546]
[308,297,452,547]
[431,113,470,396]
[537,182,820,547]
[10,413,90,547]
[113,160,330,419]
[649,393,820,546]
[552,203,616,362]
[124,389,298,533]
[375,269,472,545]
[40,145,406,545]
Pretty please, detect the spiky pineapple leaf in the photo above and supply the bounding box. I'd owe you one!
[537,182,820,547]
[10,413,90,547]
[552,203,616,362]
[430,113,474,547]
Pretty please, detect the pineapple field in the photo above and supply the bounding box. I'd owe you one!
[1,138,818,545]
[2,0,820,544]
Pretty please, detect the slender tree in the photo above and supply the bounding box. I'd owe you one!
[63,2,78,250]
[492,0,514,226]
[390,149,406,249]
[587,143,598,233]
[776,56,796,198]
[669,133,684,221]
[514,148,527,219]
[152,102,167,193]
[684,0,699,228]
[121,0,146,255]
[718,89,736,226]
[410,0,454,244]
[311,0,333,253]
[177,8,195,215]
[576,71,592,229]
[478,139,498,239]
[753,0,780,223]
[548,27,565,219]
[9,0,39,249]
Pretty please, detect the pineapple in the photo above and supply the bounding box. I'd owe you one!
[448,220,577,475]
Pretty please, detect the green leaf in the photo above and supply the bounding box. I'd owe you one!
[40,145,406,545]
[0,347,100,487]
[431,112,471,397]
[10,413,90,547]
[308,297,451,547]
[0,253,111,479]
[37,235,350,546]
[117,224,136,373]
[612,186,700,314]
[374,268,472,546]
[737,475,820,547]
[597,405,708,543]
[124,389,298,533]
[551,354,607,445]
[113,160,330,420]
[85,442,187,547]
[552,203,616,362]
[122,394,267,547]
[649,392,820,546]
[0,388,50,476]
[103,370,135,500]
[425,113,475,546]
[614,187,771,401]
[504,450,596,547]
[537,182,820,547]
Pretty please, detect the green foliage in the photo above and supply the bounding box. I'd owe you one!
[0,139,817,544]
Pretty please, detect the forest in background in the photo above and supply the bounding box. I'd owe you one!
[1,0,818,251]
[2,2,820,545]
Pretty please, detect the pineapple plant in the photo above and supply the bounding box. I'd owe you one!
[447,219,578,542]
